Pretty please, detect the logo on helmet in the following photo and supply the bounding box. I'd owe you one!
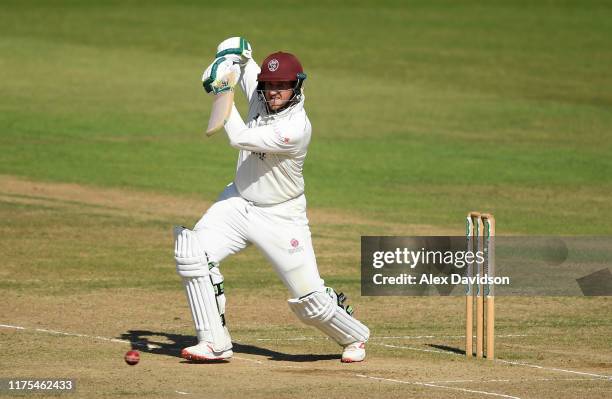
[267,59,279,72]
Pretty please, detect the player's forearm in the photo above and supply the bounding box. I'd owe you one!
[224,104,269,152]
[224,104,295,154]
[239,59,261,102]
[224,104,247,147]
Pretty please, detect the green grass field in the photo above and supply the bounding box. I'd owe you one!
[1,1,611,398]
[2,0,611,233]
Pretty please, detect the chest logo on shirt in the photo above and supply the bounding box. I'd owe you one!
[253,151,266,160]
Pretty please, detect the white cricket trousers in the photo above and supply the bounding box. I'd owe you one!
[193,183,325,298]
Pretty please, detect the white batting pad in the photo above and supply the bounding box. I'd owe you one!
[174,227,231,352]
[174,226,208,274]
[288,290,370,346]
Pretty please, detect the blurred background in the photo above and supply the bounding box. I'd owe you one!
[1,0,611,233]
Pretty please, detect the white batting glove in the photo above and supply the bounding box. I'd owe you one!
[202,57,240,94]
[215,37,252,67]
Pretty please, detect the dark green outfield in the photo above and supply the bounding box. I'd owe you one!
[1,1,611,233]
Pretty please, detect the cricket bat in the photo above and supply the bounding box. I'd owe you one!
[205,71,238,137]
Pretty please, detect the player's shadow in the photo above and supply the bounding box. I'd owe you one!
[119,330,193,358]
[119,330,339,362]
[233,341,340,362]
[427,343,466,355]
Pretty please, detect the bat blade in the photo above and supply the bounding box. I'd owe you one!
[206,90,234,136]
[205,71,238,137]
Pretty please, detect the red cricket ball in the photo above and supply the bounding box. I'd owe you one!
[124,350,140,365]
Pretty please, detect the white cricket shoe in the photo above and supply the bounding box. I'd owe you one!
[181,342,233,361]
[341,341,366,363]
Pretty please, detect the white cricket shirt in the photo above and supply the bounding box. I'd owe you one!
[223,59,312,205]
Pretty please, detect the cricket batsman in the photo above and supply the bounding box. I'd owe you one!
[173,37,370,363]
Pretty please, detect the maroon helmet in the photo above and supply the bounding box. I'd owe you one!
[257,51,307,113]
[258,51,306,82]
